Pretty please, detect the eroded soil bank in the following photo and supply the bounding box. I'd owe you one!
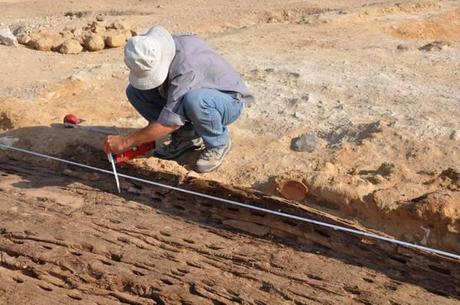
[0,158,459,305]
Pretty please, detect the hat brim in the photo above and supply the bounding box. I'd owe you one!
[128,26,175,91]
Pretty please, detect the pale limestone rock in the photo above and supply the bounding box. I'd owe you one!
[104,31,126,48]
[28,31,63,51]
[58,39,83,54]
[0,26,18,47]
[16,32,31,45]
[83,33,104,51]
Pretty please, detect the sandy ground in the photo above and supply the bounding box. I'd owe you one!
[0,0,460,303]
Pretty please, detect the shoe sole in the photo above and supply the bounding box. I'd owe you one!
[196,141,232,173]
[154,140,204,160]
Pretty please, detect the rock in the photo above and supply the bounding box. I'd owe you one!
[74,29,86,45]
[450,130,460,141]
[16,32,31,45]
[301,16,311,24]
[64,11,87,19]
[267,16,280,23]
[59,30,74,41]
[29,35,54,51]
[287,71,300,78]
[222,220,270,237]
[396,44,409,51]
[93,25,106,35]
[104,31,127,48]
[0,26,18,47]
[287,98,299,106]
[366,174,385,185]
[76,35,85,46]
[108,20,129,30]
[71,27,82,35]
[301,94,310,102]
[83,34,105,51]
[291,133,318,152]
[96,14,105,22]
[419,41,451,52]
[84,21,106,34]
[438,168,460,185]
[58,39,83,54]
[12,25,28,36]
[324,121,382,145]
[376,162,395,177]
[28,31,64,51]
[124,30,132,40]
[293,111,306,120]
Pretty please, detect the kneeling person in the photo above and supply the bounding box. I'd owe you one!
[103,26,253,173]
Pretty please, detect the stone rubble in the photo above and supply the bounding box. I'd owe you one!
[11,19,136,54]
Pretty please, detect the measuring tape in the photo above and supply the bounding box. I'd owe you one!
[0,143,459,260]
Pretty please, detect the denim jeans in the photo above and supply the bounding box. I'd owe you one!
[126,85,244,148]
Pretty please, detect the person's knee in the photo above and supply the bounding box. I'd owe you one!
[183,90,208,120]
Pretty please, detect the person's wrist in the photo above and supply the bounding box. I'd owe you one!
[123,135,134,148]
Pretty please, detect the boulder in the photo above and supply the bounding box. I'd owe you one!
[28,31,63,51]
[83,33,105,51]
[11,25,28,36]
[29,35,54,51]
[74,29,86,45]
[291,133,318,152]
[58,39,83,54]
[0,26,18,47]
[16,32,31,45]
[104,31,127,48]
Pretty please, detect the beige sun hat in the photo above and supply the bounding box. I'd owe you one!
[124,25,176,90]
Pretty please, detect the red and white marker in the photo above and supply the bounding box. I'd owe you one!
[62,114,114,134]
[63,113,82,128]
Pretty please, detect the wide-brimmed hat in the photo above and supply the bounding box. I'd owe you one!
[124,25,176,90]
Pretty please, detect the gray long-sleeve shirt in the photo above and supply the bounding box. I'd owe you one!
[157,35,254,126]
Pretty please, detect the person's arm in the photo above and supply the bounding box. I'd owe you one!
[104,122,179,154]
[105,68,197,154]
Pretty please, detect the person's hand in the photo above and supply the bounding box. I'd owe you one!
[103,135,131,154]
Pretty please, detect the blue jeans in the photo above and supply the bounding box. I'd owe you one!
[126,85,244,148]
